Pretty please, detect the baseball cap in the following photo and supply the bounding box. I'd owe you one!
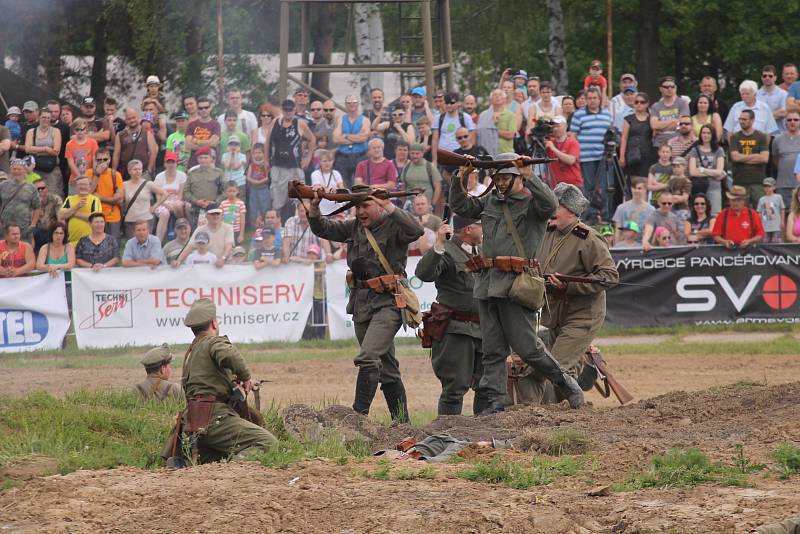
[444,93,459,104]
[623,86,638,93]
[590,59,602,67]
[146,75,161,86]
[599,224,614,237]
[194,231,210,244]
[174,218,191,229]
[172,110,189,120]
[763,177,777,186]
[261,227,275,237]
[671,156,687,166]
[512,69,528,80]
[622,221,641,233]
[306,243,321,256]
[205,203,222,214]
[232,246,247,257]
[80,97,95,107]
[281,99,295,110]
[164,152,179,162]
[410,87,427,97]
[195,146,212,157]
[621,73,636,82]
[551,115,567,125]
[6,106,21,116]
[22,101,39,112]
[227,136,241,145]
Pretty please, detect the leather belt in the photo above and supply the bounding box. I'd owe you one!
[466,255,538,273]
[450,310,480,323]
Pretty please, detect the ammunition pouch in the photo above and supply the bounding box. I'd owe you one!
[419,302,454,348]
[184,395,216,434]
[509,267,546,310]
[465,255,491,273]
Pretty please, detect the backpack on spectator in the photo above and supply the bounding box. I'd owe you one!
[437,111,467,133]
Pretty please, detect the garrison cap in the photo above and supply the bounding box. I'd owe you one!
[184,298,217,327]
[453,215,480,230]
[141,343,173,367]
[494,152,521,175]
[351,184,372,194]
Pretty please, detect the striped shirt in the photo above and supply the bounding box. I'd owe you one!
[569,107,613,162]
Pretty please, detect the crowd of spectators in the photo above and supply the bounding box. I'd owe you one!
[4,60,800,279]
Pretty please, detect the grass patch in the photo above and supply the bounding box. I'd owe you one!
[373,409,438,428]
[603,335,799,356]
[772,442,800,479]
[598,322,798,336]
[518,429,592,456]
[395,465,437,480]
[457,453,583,489]
[1,479,18,491]
[709,379,767,394]
[258,430,370,469]
[0,390,181,474]
[614,448,752,491]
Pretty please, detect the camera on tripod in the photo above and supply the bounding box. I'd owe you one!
[531,119,555,141]
[602,126,621,157]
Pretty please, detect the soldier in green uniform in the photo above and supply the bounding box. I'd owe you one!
[180,298,276,463]
[307,184,424,422]
[449,153,584,414]
[752,517,800,534]
[415,215,488,415]
[133,343,183,401]
[515,183,619,404]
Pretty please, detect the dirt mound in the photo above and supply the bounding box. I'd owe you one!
[2,382,799,533]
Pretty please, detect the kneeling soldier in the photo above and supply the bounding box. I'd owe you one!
[134,343,183,401]
[179,298,276,463]
[416,215,488,415]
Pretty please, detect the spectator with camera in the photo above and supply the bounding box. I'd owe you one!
[544,116,581,188]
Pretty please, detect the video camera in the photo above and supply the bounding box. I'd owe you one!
[602,126,621,156]
[531,119,554,141]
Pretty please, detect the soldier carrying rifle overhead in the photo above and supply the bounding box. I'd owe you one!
[449,151,585,415]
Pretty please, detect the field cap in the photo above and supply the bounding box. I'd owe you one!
[141,343,173,367]
[184,298,216,327]
[453,215,479,230]
[409,142,425,152]
[22,101,39,112]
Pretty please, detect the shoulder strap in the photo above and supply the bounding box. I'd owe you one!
[425,161,433,191]
[122,181,149,222]
[459,112,466,128]
[438,112,445,132]
[501,203,526,258]
[366,160,371,185]
[748,208,755,237]
[363,227,394,275]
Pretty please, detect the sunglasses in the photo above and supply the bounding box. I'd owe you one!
[694,202,706,206]
[762,74,775,78]
[96,158,110,162]
[679,122,692,126]
[661,85,676,89]
[36,186,47,191]
[687,239,699,244]
[659,201,673,206]
[323,108,335,112]
[198,106,211,110]
[787,118,800,122]
[457,135,470,140]
[75,127,87,132]
[261,113,273,118]
[635,100,647,104]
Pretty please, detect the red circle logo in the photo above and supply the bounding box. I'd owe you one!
[762,275,797,310]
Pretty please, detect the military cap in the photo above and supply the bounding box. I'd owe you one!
[351,184,372,194]
[409,142,425,152]
[184,298,217,327]
[453,215,480,230]
[141,343,173,367]
[553,182,589,216]
[495,152,521,175]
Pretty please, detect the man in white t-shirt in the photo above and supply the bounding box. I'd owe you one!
[216,88,258,136]
[431,92,475,158]
[176,203,233,268]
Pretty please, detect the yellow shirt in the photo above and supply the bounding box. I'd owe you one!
[62,194,101,244]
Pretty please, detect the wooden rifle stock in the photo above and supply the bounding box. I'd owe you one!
[437,148,554,169]
[288,180,421,203]
[586,350,633,405]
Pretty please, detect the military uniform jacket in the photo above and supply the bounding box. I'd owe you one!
[182,166,224,207]
[415,237,481,338]
[449,173,557,299]
[134,376,183,401]
[535,220,619,330]
[181,334,251,401]
[309,209,424,323]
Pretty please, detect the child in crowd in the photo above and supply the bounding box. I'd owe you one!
[654,226,673,247]
[310,150,344,215]
[184,232,216,265]
[4,107,22,143]
[228,246,248,264]
[247,143,270,229]
[667,156,692,223]
[583,59,608,96]
[757,177,785,243]
[23,156,41,184]
[612,221,641,249]
[647,143,673,207]
[222,137,247,188]
[249,228,282,269]
[599,224,615,248]
[220,181,246,244]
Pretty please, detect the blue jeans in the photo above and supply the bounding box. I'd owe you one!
[580,159,612,223]
[248,184,272,227]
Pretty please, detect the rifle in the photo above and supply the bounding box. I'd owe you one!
[584,348,634,405]
[437,149,554,169]
[543,272,653,288]
[228,380,269,428]
[288,181,423,216]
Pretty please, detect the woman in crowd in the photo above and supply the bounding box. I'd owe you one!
[251,103,275,147]
[574,90,587,109]
[691,94,723,141]
[688,124,727,215]
[153,152,188,241]
[500,79,524,131]
[684,192,716,245]
[36,221,75,276]
[123,159,167,238]
[375,107,415,159]
[75,213,119,271]
[786,186,800,243]
[620,92,653,185]
[142,98,168,147]
[23,108,62,194]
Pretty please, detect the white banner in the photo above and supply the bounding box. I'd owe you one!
[325,257,438,339]
[0,273,70,352]
[71,264,314,348]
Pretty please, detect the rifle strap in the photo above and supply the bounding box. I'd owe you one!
[363,227,395,276]
[500,203,527,258]
[0,182,27,218]
[540,222,577,273]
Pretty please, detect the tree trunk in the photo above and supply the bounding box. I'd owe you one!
[311,3,336,97]
[184,9,205,96]
[353,3,384,103]
[544,0,568,94]
[89,17,108,102]
[635,0,660,97]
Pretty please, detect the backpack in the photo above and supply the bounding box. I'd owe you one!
[437,111,467,133]
[400,160,434,193]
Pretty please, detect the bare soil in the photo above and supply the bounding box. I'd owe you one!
[2,381,800,533]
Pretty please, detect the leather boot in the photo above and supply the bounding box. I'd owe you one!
[554,373,585,409]
[472,391,491,416]
[382,381,410,424]
[437,399,463,416]
[352,367,380,415]
[476,400,505,417]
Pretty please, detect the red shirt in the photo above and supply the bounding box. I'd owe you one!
[545,137,583,187]
[583,74,608,93]
[0,240,30,269]
[711,208,765,244]
[354,158,398,188]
